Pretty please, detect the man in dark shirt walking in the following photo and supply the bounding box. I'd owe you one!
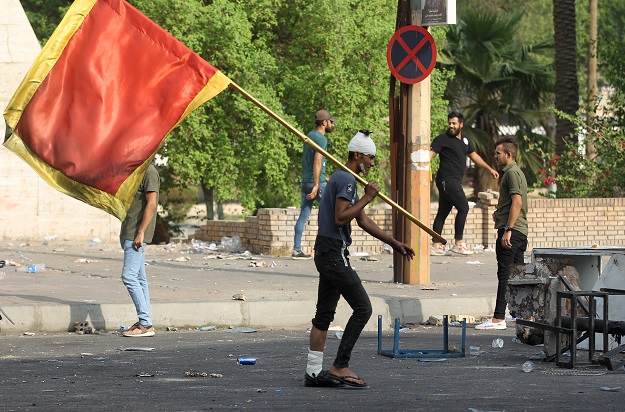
[430,111,499,256]
[303,131,414,389]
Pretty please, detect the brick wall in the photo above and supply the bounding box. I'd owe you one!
[191,198,625,256]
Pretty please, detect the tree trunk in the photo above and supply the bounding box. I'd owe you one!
[201,183,214,221]
[586,0,598,160]
[553,0,580,156]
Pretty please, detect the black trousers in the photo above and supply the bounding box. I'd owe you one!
[433,178,470,242]
[494,229,528,319]
[312,250,372,369]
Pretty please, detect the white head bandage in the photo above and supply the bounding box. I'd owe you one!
[348,131,376,156]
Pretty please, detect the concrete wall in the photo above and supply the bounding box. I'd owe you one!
[1,0,120,241]
[191,197,625,255]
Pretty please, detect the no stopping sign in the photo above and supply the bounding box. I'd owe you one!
[387,25,437,84]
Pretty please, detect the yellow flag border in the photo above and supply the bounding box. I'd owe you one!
[4,132,135,220]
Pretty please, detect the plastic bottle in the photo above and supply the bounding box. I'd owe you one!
[522,361,535,373]
[469,346,481,356]
[491,338,504,348]
[15,264,45,273]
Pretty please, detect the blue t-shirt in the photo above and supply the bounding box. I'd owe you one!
[315,169,359,252]
[301,131,327,183]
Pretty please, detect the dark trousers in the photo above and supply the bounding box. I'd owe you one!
[312,250,372,369]
[433,179,469,242]
[494,229,528,319]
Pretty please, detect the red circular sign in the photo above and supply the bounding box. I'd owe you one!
[387,25,437,84]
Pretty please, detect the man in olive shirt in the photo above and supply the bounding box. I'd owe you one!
[120,163,160,337]
[476,137,528,330]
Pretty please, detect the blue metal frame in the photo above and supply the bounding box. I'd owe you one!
[377,315,466,358]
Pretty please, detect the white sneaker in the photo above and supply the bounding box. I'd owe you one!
[430,247,451,256]
[451,244,474,255]
[475,318,506,330]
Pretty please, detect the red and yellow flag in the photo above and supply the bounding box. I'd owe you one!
[3,0,230,220]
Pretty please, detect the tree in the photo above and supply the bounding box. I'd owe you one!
[459,0,554,45]
[129,0,300,216]
[274,0,399,185]
[532,1,625,199]
[438,10,554,194]
[552,0,579,157]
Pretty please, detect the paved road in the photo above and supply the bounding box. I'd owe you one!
[0,327,622,411]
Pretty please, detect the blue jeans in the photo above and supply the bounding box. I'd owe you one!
[312,250,373,369]
[121,239,152,327]
[293,181,326,252]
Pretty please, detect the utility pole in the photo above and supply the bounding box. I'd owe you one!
[390,0,450,284]
[401,0,432,285]
[405,0,432,284]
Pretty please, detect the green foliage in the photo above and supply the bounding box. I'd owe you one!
[275,0,398,187]
[541,6,625,199]
[600,28,625,114]
[158,184,200,223]
[129,0,300,216]
[532,107,625,198]
[458,0,554,45]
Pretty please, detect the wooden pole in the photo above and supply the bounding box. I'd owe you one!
[228,81,446,244]
[400,0,433,284]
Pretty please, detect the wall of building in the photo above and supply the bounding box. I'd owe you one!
[191,198,625,255]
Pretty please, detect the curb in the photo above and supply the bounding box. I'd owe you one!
[0,296,494,335]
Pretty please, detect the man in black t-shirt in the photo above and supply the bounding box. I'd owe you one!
[303,131,414,389]
[430,111,499,256]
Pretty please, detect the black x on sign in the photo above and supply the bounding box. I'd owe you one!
[386,25,437,84]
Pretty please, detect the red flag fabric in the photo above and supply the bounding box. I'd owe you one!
[3,0,230,220]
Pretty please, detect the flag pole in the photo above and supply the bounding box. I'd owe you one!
[228,81,446,244]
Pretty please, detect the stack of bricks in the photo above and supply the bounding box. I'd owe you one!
[190,196,625,256]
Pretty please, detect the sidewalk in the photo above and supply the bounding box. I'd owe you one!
[0,238,501,334]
